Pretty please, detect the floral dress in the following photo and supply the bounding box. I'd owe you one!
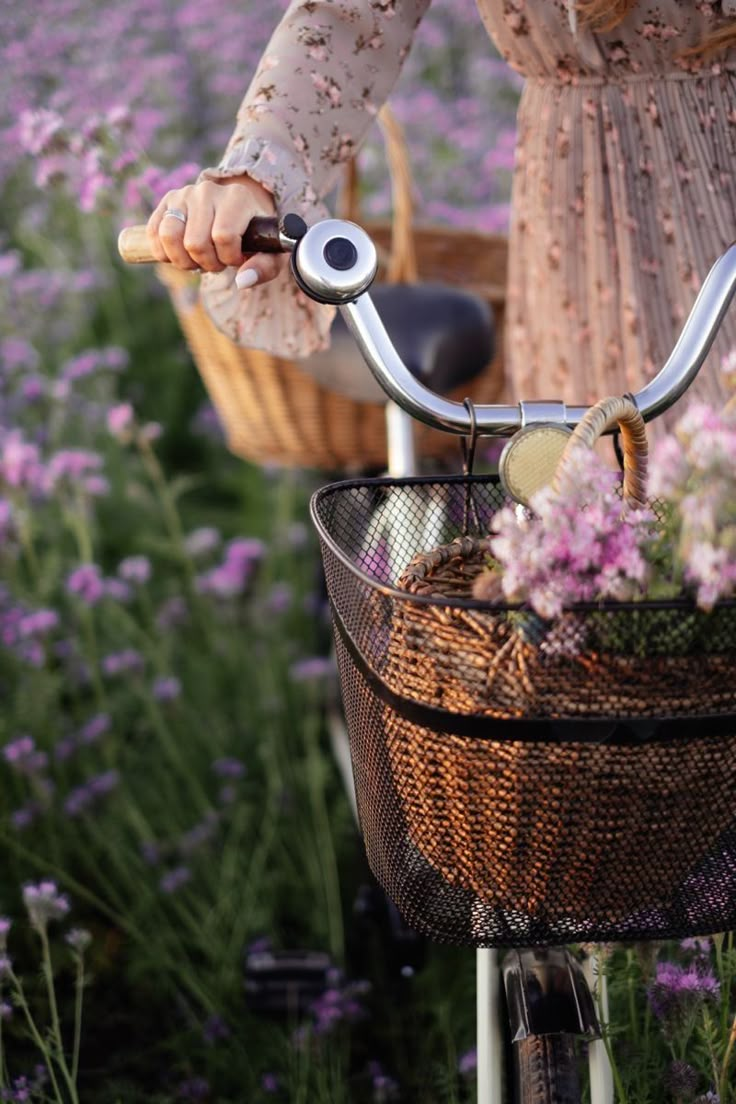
[199,0,736,414]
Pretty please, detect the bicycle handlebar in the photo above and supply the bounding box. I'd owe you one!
[117,213,736,434]
[117,214,307,264]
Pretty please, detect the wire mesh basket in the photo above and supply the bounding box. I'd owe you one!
[311,473,736,947]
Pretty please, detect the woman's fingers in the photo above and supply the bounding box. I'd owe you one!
[148,189,199,270]
[183,199,226,273]
[235,253,287,289]
[147,177,282,279]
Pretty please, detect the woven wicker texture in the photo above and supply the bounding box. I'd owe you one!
[157,106,507,471]
[312,474,736,946]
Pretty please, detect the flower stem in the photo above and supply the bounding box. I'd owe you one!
[302,705,344,964]
[9,971,66,1104]
[71,955,84,1084]
[720,1013,736,1104]
[38,927,79,1104]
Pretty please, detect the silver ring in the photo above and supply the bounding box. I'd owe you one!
[163,207,187,225]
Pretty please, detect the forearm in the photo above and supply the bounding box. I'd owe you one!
[199,0,431,211]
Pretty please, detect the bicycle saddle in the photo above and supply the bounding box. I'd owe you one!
[298,282,495,404]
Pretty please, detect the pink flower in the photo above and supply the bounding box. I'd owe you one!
[489,451,653,618]
[66,564,105,606]
[106,402,134,439]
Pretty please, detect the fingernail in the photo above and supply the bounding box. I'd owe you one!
[235,268,259,290]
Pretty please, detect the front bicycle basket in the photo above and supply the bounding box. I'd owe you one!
[311,474,736,948]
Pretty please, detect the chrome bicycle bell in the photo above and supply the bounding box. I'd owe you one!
[291,218,378,305]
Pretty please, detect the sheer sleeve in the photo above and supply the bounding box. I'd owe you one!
[197,0,431,358]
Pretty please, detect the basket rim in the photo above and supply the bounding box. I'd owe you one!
[310,473,736,615]
[330,600,736,742]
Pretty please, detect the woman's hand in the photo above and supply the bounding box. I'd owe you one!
[146,175,286,288]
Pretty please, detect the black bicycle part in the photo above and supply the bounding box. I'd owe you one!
[502,949,599,1042]
[513,1034,582,1104]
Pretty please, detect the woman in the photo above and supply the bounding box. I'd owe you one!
[146,1,736,412]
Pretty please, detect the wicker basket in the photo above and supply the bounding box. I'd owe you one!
[382,397,736,927]
[158,107,507,471]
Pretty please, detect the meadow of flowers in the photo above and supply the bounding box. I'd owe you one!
[0,1,734,1101]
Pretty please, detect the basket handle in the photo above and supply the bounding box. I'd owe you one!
[339,104,418,285]
[553,395,648,507]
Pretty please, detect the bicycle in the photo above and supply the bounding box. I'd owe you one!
[119,214,736,1103]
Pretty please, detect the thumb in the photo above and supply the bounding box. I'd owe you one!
[234,253,287,290]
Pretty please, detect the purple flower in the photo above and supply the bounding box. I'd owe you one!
[3,735,47,775]
[63,769,119,816]
[139,421,162,443]
[458,1048,477,1076]
[178,812,219,856]
[212,757,246,779]
[160,865,191,894]
[60,346,127,382]
[140,840,161,866]
[488,450,654,618]
[66,564,105,606]
[196,537,265,598]
[77,713,111,746]
[155,596,188,630]
[86,474,110,497]
[260,1073,280,1095]
[226,537,266,563]
[290,656,333,683]
[0,432,44,492]
[648,960,720,1023]
[10,803,41,831]
[368,1061,399,1102]
[308,979,370,1036]
[1,337,39,373]
[265,582,292,614]
[101,648,144,677]
[152,675,181,702]
[106,402,134,439]
[17,609,59,638]
[184,527,221,558]
[47,449,103,489]
[18,108,66,155]
[681,937,712,957]
[118,555,151,584]
[22,881,70,931]
[65,928,92,954]
[202,1014,230,1045]
[54,737,77,763]
[100,578,129,603]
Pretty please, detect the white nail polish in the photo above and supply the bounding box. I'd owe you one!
[235,268,259,290]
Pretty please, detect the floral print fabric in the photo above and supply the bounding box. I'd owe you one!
[200,0,736,416]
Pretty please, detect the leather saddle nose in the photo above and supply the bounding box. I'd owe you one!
[298,282,496,404]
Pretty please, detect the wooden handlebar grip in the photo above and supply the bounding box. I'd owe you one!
[117,216,283,264]
[117,225,157,264]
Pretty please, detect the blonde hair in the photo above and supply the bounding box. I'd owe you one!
[576,0,736,58]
